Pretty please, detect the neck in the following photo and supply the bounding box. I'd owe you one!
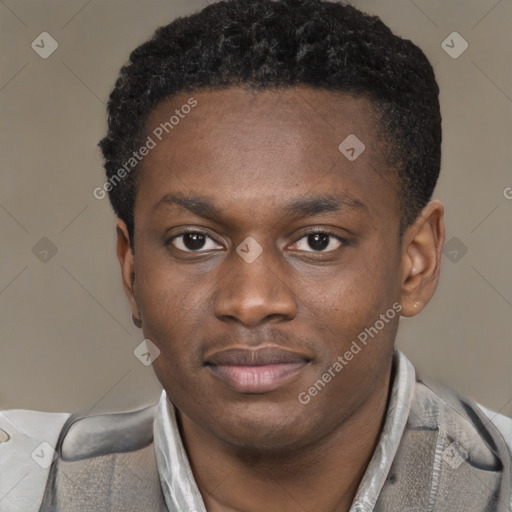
[178,368,392,512]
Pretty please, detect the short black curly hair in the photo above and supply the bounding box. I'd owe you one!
[99,0,441,242]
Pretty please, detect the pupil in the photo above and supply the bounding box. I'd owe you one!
[184,233,206,250]
[308,233,329,251]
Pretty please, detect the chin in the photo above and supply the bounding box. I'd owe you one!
[206,400,322,452]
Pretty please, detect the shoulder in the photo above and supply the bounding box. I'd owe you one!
[384,372,512,510]
[412,376,512,463]
[411,376,512,509]
[0,409,70,512]
[0,405,157,512]
[477,403,512,454]
[59,404,156,461]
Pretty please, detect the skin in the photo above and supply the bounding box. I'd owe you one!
[116,87,445,512]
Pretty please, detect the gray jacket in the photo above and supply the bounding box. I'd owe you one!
[1,369,511,511]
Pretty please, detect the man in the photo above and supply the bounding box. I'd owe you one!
[1,0,511,511]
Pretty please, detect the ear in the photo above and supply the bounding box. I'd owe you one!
[399,200,445,317]
[115,219,142,328]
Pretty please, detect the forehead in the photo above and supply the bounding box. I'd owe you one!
[136,87,398,223]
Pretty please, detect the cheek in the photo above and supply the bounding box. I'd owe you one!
[297,264,398,410]
[134,255,206,362]
[135,243,202,317]
[294,249,401,392]
[299,254,397,331]
[136,266,209,404]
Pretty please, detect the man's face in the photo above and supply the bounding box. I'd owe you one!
[130,87,405,450]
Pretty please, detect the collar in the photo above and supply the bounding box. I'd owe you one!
[350,349,416,511]
[153,349,416,512]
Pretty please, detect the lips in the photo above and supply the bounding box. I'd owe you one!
[205,346,311,393]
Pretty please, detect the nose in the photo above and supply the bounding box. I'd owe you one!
[213,248,297,327]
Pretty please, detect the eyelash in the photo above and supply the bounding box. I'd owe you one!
[167,228,350,252]
[167,229,222,248]
[300,228,349,245]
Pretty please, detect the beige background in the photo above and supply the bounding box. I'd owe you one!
[0,0,511,417]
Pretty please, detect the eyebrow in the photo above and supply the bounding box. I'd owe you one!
[153,193,221,219]
[282,194,367,218]
[153,192,367,220]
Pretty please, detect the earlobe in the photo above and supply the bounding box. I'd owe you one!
[115,219,142,328]
[399,200,445,317]
[132,312,142,329]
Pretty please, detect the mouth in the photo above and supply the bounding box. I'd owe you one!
[204,346,311,393]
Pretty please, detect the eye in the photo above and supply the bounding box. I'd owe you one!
[169,231,223,252]
[291,232,347,252]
